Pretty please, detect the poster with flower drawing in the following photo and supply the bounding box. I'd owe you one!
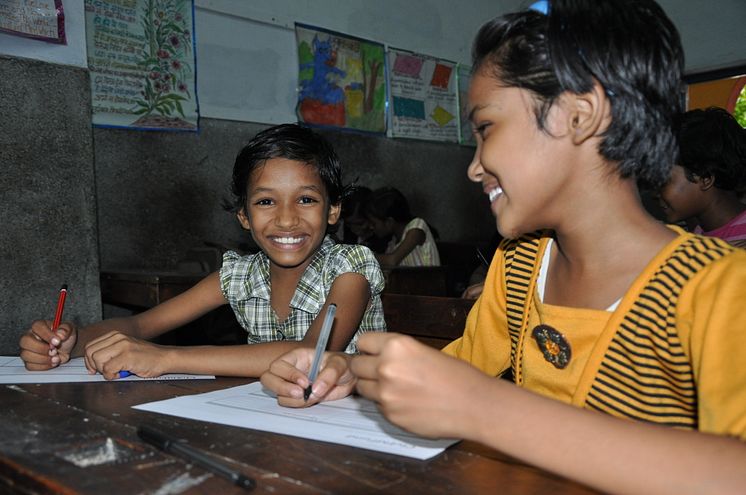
[85,0,198,131]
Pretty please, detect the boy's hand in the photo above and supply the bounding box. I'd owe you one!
[84,331,169,380]
[19,320,78,370]
[352,333,487,439]
[261,349,357,408]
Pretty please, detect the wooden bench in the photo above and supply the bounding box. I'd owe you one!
[382,266,448,296]
[381,293,475,349]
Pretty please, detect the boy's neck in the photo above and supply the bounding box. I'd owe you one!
[269,258,313,322]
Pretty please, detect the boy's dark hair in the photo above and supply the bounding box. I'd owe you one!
[675,107,746,193]
[364,187,413,223]
[225,123,344,214]
[472,0,685,189]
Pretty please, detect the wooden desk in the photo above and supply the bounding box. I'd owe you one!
[0,379,601,494]
[100,270,204,308]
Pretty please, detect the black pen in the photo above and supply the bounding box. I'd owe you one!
[476,248,490,267]
[137,425,255,491]
[304,304,337,401]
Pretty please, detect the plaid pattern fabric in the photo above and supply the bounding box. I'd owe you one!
[220,236,386,353]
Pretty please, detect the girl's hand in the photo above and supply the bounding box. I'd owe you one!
[261,349,357,408]
[19,320,78,370]
[83,331,170,380]
[352,333,490,439]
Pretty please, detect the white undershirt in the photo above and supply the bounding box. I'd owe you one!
[536,239,621,312]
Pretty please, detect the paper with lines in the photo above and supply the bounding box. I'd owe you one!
[134,382,458,459]
[0,356,214,383]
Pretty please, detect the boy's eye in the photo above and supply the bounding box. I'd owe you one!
[298,196,319,205]
[254,198,273,206]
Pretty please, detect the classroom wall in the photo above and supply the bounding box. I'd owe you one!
[0,55,101,354]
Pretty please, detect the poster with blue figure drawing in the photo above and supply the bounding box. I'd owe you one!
[295,23,386,133]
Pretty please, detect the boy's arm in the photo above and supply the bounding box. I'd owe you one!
[74,271,227,355]
[159,271,372,377]
[19,272,227,372]
[376,228,425,266]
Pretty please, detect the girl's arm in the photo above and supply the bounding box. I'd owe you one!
[376,227,425,266]
[352,333,746,495]
[148,271,373,378]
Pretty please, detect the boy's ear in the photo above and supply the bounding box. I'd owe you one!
[567,81,610,145]
[327,203,341,225]
[236,208,252,231]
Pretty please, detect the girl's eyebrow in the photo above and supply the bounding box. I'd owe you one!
[468,103,488,122]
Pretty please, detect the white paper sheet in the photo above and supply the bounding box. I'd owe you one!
[0,356,215,383]
[134,382,459,460]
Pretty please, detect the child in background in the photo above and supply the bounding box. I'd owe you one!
[261,2,746,493]
[658,107,746,247]
[337,185,389,253]
[364,187,440,266]
[19,124,386,380]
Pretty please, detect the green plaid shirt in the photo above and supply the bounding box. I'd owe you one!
[220,236,386,353]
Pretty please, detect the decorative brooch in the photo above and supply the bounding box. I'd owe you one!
[531,324,571,369]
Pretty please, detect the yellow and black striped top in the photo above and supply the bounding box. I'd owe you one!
[444,228,746,437]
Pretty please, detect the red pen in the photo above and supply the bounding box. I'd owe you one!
[52,284,68,331]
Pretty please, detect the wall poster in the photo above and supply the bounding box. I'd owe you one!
[0,0,66,43]
[295,23,386,134]
[387,47,458,142]
[457,64,476,146]
[85,0,198,131]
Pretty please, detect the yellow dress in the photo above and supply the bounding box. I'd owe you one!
[443,228,746,439]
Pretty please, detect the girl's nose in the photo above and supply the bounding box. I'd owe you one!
[467,140,484,183]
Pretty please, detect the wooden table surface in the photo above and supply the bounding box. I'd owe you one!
[0,378,602,495]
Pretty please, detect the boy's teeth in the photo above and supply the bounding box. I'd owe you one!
[276,236,302,244]
[489,188,503,202]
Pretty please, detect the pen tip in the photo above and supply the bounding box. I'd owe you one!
[61,284,68,290]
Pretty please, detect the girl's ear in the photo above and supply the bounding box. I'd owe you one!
[567,81,610,145]
[327,203,341,225]
[236,208,252,231]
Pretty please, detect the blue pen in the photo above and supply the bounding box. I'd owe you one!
[118,370,132,378]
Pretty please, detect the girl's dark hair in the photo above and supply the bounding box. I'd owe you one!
[364,187,413,223]
[225,123,344,213]
[676,107,746,192]
[472,0,685,189]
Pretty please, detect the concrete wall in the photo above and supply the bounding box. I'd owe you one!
[0,55,101,353]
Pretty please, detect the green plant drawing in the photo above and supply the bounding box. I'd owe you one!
[132,0,193,119]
